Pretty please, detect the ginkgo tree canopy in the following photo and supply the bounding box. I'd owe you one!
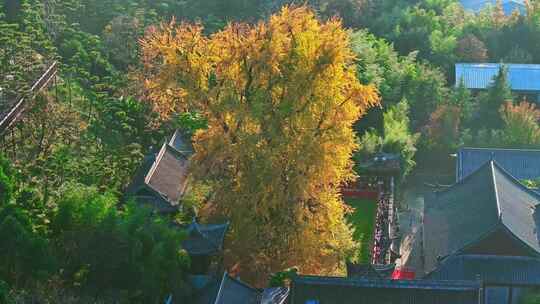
[140,6,380,285]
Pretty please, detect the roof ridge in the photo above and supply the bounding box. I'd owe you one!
[169,129,181,148]
[491,160,540,203]
[204,222,229,250]
[293,275,481,288]
[213,272,228,304]
[500,224,540,257]
[188,220,229,251]
[141,184,173,203]
[144,142,168,185]
[433,159,493,196]
[457,254,540,261]
[490,161,503,220]
[166,141,189,160]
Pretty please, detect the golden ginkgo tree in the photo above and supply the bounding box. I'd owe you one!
[139,6,379,285]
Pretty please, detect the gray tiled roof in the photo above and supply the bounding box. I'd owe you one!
[193,272,261,304]
[457,147,540,182]
[169,129,194,156]
[145,143,189,204]
[125,134,190,213]
[426,254,540,286]
[424,161,540,274]
[181,220,230,256]
[357,152,401,175]
[346,263,395,279]
[291,276,481,304]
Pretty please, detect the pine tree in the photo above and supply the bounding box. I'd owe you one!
[478,65,513,129]
[451,78,474,125]
[0,155,14,205]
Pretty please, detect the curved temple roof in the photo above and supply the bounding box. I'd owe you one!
[181,220,230,256]
[423,161,540,274]
[125,130,191,213]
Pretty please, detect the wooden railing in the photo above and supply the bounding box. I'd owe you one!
[0,61,59,135]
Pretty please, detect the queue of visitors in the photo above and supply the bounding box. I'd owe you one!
[372,192,392,264]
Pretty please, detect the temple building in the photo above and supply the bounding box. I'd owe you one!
[125,129,192,214]
[190,271,289,304]
[182,219,230,275]
[423,160,540,275]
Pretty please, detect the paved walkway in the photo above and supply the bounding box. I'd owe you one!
[395,172,454,276]
[395,183,425,275]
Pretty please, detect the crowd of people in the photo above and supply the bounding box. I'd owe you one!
[371,191,393,264]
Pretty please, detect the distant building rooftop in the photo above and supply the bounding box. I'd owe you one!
[455,63,540,92]
[457,147,540,181]
[357,152,401,175]
[460,0,525,15]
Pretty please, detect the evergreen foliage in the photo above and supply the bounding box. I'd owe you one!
[477,65,513,130]
[4,0,540,298]
[357,100,420,178]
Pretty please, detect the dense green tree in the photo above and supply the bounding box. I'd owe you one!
[0,204,53,287]
[102,15,144,70]
[477,65,513,129]
[424,103,462,152]
[499,101,540,148]
[356,100,419,178]
[456,34,488,62]
[0,155,14,205]
[451,79,474,125]
[350,30,449,132]
[504,45,533,63]
[51,184,191,302]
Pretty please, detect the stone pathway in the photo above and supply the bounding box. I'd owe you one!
[395,171,455,276]
[395,184,425,275]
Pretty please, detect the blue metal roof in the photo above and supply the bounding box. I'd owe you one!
[457,147,540,181]
[455,63,540,92]
[460,0,525,15]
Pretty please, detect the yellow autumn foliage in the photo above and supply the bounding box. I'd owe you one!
[140,6,379,285]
